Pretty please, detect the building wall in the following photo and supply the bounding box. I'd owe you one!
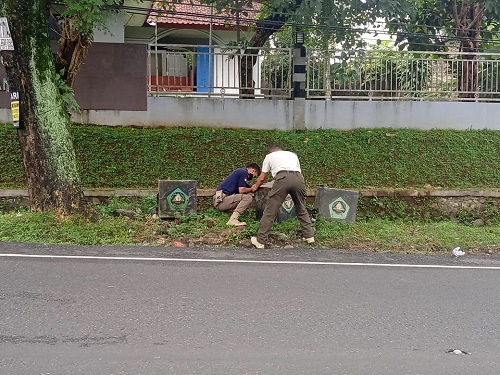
[93,13,125,43]
[0,42,147,114]
[74,43,147,111]
[59,98,500,131]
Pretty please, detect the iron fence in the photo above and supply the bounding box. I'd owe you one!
[147,44,293,99]
[307,49,500,101]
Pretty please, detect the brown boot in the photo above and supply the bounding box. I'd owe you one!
[226,212,246,226]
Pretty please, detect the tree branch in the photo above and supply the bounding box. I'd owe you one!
[465,3,484,32]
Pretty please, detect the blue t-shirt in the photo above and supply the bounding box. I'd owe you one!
[217,168,250,195]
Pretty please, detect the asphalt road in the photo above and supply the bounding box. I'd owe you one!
[1,241,500,375]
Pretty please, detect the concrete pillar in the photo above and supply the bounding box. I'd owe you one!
[293,45,306,130]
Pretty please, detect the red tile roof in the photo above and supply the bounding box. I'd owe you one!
[147,0,261,29]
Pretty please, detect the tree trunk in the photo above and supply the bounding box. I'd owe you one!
[458,51,479,99]
[453,1,483,99]
[239,1,302,98]
[55,17,92,89]
[239,19,282,98]
[1,0,96,219]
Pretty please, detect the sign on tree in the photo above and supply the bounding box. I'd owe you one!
[0,17,14,51]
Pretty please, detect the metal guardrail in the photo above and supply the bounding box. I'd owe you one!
[307,49,500,101]
[147,44,293,99]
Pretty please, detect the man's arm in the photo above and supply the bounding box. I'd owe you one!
[251,172,269,192]
[238,186,253,194]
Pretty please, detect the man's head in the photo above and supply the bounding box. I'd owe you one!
[246,163,261,180]
[268,144,282,152]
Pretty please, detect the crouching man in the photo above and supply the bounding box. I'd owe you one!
[213,163,261,226]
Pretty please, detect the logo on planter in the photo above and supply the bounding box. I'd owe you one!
[167,188,189,211]
[282,194,294,213]
[329,197,350,219]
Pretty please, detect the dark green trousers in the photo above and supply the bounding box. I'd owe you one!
[257,172,314,244]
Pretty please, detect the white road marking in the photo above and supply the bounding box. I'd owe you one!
[0,253,499,270]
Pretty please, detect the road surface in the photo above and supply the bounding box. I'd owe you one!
[1,241,500,374]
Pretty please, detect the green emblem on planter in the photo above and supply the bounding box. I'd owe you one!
[167,188,189,211]
[282,194,294,213]
[329,197,350,220]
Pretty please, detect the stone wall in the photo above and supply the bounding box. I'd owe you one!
[2,189,499,224]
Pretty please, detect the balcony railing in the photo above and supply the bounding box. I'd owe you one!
[307,49,500,101]
[147,44,293,99]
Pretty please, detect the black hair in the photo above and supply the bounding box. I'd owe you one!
[246,162,261,176]
[268,144,281,152]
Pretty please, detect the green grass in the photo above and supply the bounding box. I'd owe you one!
[0,201,498,254]
[1,124,499,189]
[0,210,142,245]
[1,124,499,253]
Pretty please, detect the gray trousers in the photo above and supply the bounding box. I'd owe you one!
[214,193,253,214]
[257,172,314,244]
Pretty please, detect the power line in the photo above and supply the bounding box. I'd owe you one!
[122,5,500,48]
[48,1,500,49]
[142,1,500,36]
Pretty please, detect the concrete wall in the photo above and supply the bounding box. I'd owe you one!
[67,98,500,130]
[307,101,500,130]
[2,94,500,130]
[71,97,294,129]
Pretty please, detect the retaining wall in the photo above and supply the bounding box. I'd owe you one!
[2,189,499,222]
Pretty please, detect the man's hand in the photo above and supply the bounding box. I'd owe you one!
[251,171,269,192]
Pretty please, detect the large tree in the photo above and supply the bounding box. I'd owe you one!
[0,0,120,218]
[384,0,500,97]
[200,0,387,96]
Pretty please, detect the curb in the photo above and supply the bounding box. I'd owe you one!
[1,189,499,198]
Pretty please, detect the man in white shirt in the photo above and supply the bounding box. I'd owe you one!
[250,144,314,248]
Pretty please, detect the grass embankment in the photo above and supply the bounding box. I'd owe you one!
[0,124,499,253]
[1,124,499,189]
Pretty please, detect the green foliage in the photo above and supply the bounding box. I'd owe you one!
[0,209,140,245]
[326,46,435,97]
[260,47,292,90]
[95,195,158,218]
[1,124,500,190]
[360,197,416,221]
[55,69,81,113]
[385,0,500,51]
[1,207,498,253]
[62,0,124,37]
[477,56,500,99]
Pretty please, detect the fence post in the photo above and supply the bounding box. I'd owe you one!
[293,39,306,130]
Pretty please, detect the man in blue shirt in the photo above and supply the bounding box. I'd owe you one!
[213,163,261,226]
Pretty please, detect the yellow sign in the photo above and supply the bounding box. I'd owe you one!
[11,100,19,122]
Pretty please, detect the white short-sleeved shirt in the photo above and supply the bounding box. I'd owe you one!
[262,150,301,177]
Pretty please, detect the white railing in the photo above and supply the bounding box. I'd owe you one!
[147,46,500,102]
[147,44,293,99]
[307,49,500,101]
